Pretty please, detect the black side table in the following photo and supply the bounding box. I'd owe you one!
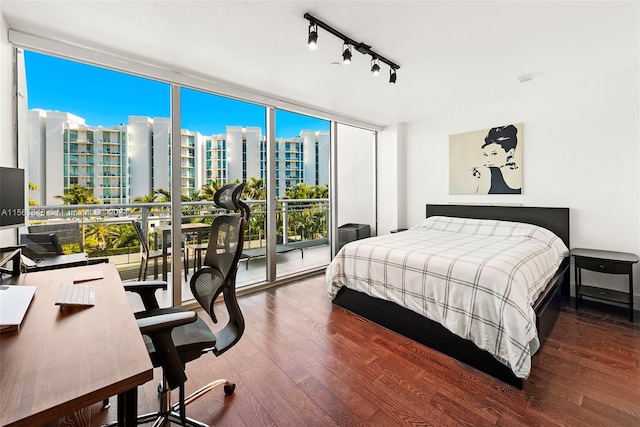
[571,248,638,322]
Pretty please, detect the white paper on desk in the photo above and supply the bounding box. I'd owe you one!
[0,285,36,331]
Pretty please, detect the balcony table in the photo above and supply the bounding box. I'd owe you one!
[153,222,210,281]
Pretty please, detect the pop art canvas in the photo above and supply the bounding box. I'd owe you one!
[449,123,523,195]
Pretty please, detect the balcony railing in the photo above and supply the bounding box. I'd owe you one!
[25,198,330,265]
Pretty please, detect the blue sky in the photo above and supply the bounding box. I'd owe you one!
[24,51,328,138]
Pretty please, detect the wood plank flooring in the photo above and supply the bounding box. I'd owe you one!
[52,274,640,426]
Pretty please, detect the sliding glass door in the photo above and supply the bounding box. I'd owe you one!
[273,109,330,279]
[180,87,267,293]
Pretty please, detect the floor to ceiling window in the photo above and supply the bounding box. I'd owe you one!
[180,87,267,293]
[22,50,174,306]
[16,43,375,307]
[274,109,330,279]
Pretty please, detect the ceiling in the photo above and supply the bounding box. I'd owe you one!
[1,1,638,128]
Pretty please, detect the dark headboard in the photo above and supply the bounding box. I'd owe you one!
[426,204,570,249]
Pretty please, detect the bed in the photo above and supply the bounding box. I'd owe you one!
[327,204,570,388]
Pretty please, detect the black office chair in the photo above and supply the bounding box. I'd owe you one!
[120,213,246,426]
[184,182,250,276]
[214,182,250,221]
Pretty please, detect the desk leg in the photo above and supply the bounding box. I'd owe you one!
[117,387,138,426]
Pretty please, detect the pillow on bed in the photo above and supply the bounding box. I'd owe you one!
[411,216,569,255]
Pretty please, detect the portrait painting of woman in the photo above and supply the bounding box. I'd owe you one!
[449,123,523,195]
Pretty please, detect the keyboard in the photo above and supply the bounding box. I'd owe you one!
[55,284,95,307]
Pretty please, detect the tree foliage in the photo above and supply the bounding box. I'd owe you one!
[56,184,99,205]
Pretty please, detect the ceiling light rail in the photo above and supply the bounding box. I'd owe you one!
[304,12,400,83]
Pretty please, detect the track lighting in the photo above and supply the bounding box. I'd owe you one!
[308,23,318,50]
[304,12,400,83]
[371,58,380,76]
[342,44,352,64]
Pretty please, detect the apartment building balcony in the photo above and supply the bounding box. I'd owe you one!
[23,199,331,304]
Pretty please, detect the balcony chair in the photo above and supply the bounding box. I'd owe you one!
[184,182,250,276]
[133,220,186,281]
[114,212,247,427]
[28,222,84,253]
[19,232,64,260]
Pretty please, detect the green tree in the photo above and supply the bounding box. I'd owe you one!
[55,184,99,249]
[131,192,157,214]
[85,222,111,250]
[243,177,265,200]
[201,181,223,201]
[284,183,329,241]
[55,184,99,205]
[28,182,40,206]
[154,188,171,202]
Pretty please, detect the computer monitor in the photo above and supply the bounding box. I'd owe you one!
[0,167,26,230]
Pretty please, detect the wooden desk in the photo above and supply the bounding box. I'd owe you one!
[0,263,153,426]
[154,222,210,281]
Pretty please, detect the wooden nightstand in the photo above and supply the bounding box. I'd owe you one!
[571,248,638,322]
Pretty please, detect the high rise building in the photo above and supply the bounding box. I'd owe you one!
[27,110,329,204]
[28,109,128,205]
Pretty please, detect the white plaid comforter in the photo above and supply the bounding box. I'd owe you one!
[326,216,569,379]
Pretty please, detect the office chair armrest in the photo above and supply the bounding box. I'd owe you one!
[124,280,168,311]
[137,311,197,390]
[136,311,196,334]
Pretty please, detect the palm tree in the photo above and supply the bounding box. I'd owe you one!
[85,223,110,250]
[55,184,99,249]
[152,188,171,214]
[182,190,206,222]
[28,182,40,206]
[284,183,329,241]
[131,192,157,213]
[243,177,265,200]
[55,184,99,205]
[103,223,139,251]
[201,181,223,201]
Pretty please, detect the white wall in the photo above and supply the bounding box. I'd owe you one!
[390,67,639,301]
[336,123,376,236]
[0,15,12,166]
[378,123,407,234]
[1,14,17,246]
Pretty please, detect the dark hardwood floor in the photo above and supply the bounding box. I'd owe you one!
[53,274,639,426]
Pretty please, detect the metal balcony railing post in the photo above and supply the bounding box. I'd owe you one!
[282,200,288,244]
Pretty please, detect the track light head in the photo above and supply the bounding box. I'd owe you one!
[304,13,400,82]
[308,23,318,50]
[389,68,397,84]
[342,44,352,64]
[371,58,380,76]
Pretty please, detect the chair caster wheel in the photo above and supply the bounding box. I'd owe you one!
[224,382,236,395]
